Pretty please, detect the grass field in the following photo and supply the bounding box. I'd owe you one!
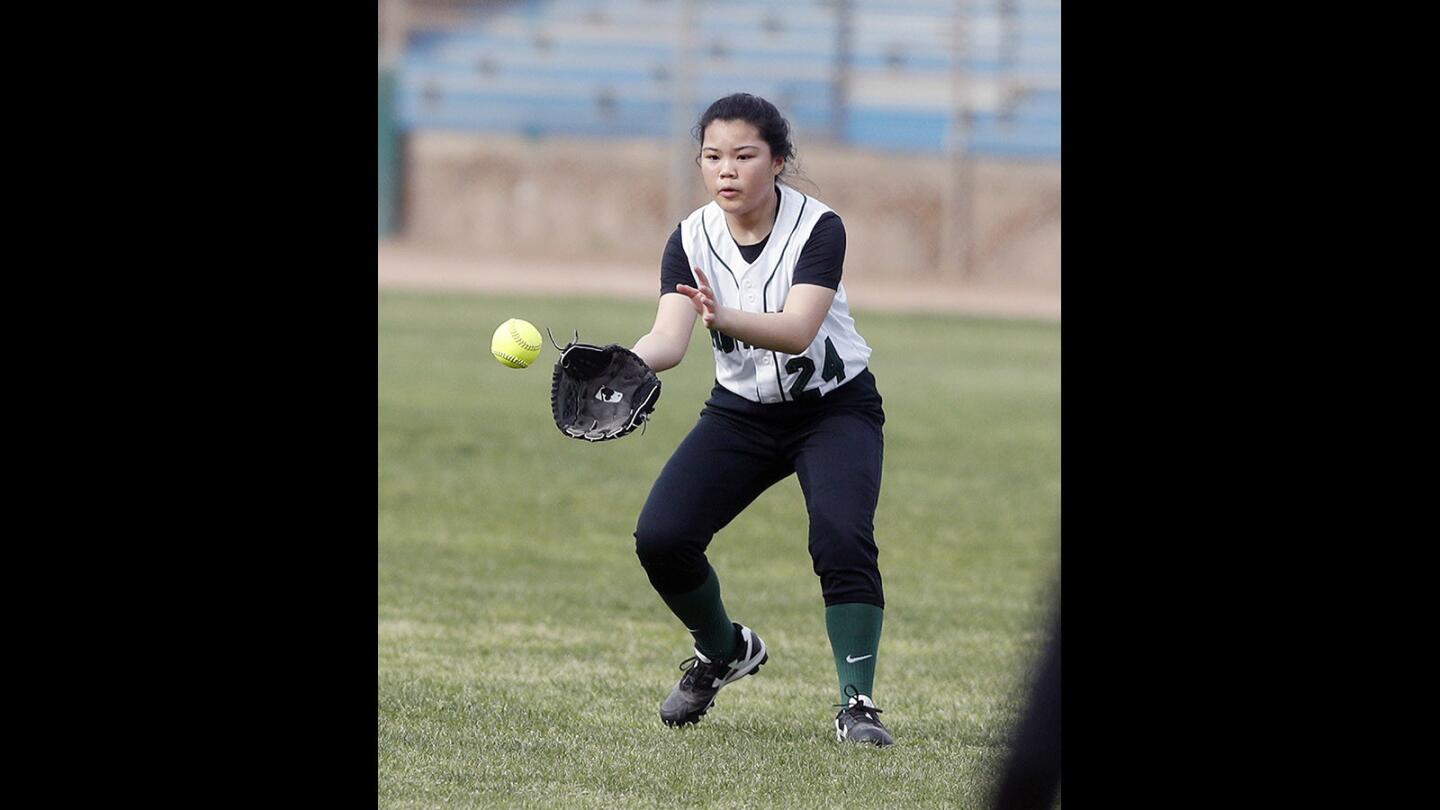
[379,290,1061,808]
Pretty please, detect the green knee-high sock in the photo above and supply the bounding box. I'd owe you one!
[826,602,884,702]
[658,566,738,659]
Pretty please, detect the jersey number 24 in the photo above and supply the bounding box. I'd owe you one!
[785,337,846,400]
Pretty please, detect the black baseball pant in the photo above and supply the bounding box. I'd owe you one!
[634,369,886,608]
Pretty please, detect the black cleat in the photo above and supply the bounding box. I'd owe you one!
[834,684,894,747]
[659,623,768,727]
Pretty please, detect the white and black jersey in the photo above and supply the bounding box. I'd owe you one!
[660,182,872,404]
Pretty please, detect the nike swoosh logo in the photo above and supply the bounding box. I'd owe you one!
[845,654,873,663]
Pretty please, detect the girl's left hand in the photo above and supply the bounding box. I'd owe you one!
[677,266,723,331]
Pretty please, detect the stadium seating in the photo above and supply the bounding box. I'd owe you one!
[397,0,1059,157]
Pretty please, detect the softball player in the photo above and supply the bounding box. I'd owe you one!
[630,93,892,746]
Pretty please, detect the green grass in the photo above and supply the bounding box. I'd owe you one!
[379,291,1061,808]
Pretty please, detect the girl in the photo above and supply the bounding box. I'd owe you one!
[630,93,892,746]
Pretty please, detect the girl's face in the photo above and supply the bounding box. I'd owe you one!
[700,119,784,218]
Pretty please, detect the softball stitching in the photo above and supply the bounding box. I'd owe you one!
[493,350,529,368]
[508,321,541,352]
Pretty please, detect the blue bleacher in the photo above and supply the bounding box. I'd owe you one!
[397,0,1060,158]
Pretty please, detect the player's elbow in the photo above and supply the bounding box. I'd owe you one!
[779,336,812,355]
[646,356,677,374]
[662,332,693,366]
[782,319,824,355]
[639,331,689,372]
[779,286,834,354]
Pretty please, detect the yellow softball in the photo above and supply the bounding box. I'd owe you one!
[490,318,543,369]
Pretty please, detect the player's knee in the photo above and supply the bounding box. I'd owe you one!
[634,523,712,595]
[818,569,885,608]
[807,514,874,559]
[807,513,882,604]
[633,519,693,572]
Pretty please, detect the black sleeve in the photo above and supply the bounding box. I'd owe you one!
[659,226,693,296]
[792,212,845,290]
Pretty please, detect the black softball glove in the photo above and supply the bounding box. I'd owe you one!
[549,330,661,442]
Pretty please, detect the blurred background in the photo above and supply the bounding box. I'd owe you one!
[378,4,1061,804]
[378,0,1060,318]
